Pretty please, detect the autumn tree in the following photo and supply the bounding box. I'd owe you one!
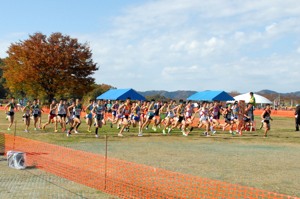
[0,58,8,98]
[2,32,98,100]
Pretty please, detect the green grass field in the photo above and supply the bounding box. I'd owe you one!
[1,111,300,197]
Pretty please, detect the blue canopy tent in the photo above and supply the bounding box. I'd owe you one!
[187,90,234,101]
[96,88,146,101]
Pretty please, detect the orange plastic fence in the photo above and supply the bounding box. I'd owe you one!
[254,110,295,118]
[2,133,298,199]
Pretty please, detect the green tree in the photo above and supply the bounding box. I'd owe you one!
[3,32,98,101]
[83,84,115,103]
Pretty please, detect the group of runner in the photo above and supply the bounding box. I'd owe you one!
[3,93,273,138]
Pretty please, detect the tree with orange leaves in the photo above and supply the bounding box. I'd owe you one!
[2,32,98,100]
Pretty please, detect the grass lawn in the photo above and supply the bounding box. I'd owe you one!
[1,110,300,197]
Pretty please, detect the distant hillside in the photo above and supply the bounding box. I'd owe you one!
[257,89,278,95]
[137,89,300,101]
[138,90,197,100]
[257,90,300,98]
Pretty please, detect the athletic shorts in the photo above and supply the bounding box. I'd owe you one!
[264,119,270,124]
[96,114,104,121]
[112,111,117,116]
[23,114,30,119]
[178,116,184,123]
[49,114,56,120]
[122,115,129,120]
[58,114,67,118]
[72,115,80,119]
[160,114,166,120]
[134,116,140,121]
[200,116,208,122]
[33,114,39,118]
[86,113,93,119]
[167,113,174,118]
[213,115,219,120]
[243,117,251,123]
[7,112,14,116]
[148,115,154,120]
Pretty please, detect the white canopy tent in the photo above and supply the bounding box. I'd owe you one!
[228,92,272,104]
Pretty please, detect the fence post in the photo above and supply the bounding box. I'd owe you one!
[13,120,17,151]
[104,133,108,191]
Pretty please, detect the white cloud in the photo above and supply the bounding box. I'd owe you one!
[2,0,300,92]
[265,23,277,33]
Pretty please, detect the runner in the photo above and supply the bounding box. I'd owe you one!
[92,99,106,138]
[42,100,58,132]
[22,101,32,132]
[158,101,168,131]
[117,98,131,137]
[240,104,253,133]
[37,99,44,129]
[31,99,41,131]
[163,100,176,135]
[209,101,221,134]
[141,99,156,133]
[151,101,162,131]
[182,101,194,136]
[111,100,119,125]
[222,105,235,135]
[85,99,94,132]
[66,99,83,136]
[5,97,18,131]
[196,102,211,136]
[131,101,142,136]
[112,100,123,129]
[57,99,67,132]
[168,100,186,135]
[261,104,272,137]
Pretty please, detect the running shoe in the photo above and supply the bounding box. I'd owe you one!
[66,130,71,137]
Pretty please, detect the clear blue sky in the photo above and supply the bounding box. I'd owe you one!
[1,0,300,93]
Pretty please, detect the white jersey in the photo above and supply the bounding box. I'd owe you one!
[58,104,66,115]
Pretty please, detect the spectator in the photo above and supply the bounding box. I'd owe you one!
[248,92,256,121]
[295,104,300,131]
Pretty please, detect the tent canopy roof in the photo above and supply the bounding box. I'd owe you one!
[96,88,146,101]
[230,92,272,104]
[187,90,234,101]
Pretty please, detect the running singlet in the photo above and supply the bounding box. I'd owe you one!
[8,103,16,113]
[185,106,193,118]
[134,105,141,116]
[199,107,208,121]
[32,105,40,115]
[95,105,105,115]
[58,104,66,115]
[167,105,175,117]
[24,105,31,116]
[74,104,82,116]
[123,105,130,117]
